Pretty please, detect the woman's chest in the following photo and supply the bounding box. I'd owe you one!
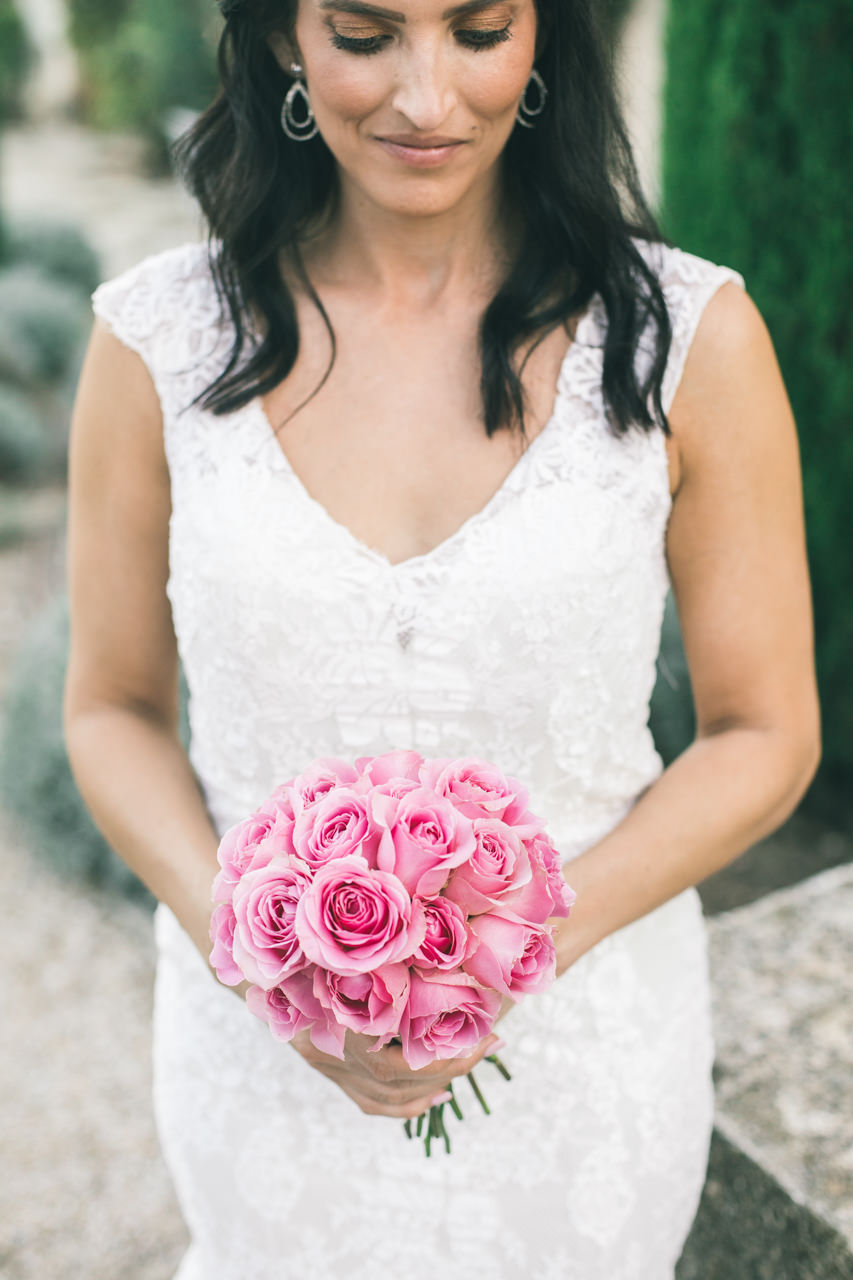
[257,311,576,568]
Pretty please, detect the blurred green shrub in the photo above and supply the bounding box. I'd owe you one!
[0,265,91,386]
[0,594,153,902]
[0,384,49,484]
[0,222,100,489]
[5,219,102,300]
[67,0,134,49]
[649,591,695,767]
[68,0,219,169]
[0,0,31,120]
[0,592,191,904]
[662,0,852,823]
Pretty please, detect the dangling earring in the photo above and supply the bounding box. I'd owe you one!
[281,62,318,141]
[516,68,548,129]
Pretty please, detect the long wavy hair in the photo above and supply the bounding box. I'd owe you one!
[172,0,673,440]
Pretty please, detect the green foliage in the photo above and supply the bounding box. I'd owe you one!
[0,592,191,904]
[0,384,49,483]
[0,0,31,119]
[649,592,695,767]
[0,222,100,485]
[0,595,152,901]
[68,0,219,168]
[661,0,853,810]
[0,265,91,387]
[5,218,102,300]
[67,0,134,49]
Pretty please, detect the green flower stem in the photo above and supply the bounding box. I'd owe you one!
[437,1103,452,1154]
[486,1053,512,1081]
[447,1080,464,1121]
[467,1069,491,1115]
[400,1054,512,1153]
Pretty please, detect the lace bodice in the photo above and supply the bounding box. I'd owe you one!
[91,238,744,863]
[91,238,746,1280]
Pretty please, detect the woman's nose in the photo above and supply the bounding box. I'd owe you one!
[389,49,456,131]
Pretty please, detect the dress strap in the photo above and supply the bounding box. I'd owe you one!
[643,242,747,415]
[90,241,223,429]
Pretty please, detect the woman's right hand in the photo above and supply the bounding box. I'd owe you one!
[288,1026,505,1119]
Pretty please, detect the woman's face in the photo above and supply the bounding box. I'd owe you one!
[268,0,539,217]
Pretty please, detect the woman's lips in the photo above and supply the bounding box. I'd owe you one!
[374,137,467,168]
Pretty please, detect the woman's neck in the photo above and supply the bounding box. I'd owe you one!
[298,164,518,312]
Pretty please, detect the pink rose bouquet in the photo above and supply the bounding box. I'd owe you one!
[209,750,576,1155]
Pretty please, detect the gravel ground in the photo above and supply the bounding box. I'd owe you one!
[0,522,187,1280]
[0,810,186,1280]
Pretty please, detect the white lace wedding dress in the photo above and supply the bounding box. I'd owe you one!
[91,239,744,1280]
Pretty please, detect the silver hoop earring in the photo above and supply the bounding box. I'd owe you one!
[281,64,318,142]
[516,68,548,129]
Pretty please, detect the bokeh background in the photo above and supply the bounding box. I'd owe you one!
[0,1,850,1276]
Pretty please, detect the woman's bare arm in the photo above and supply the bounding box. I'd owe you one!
[554,282,821,971]
[64,319,228,966]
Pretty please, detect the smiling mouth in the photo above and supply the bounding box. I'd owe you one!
[373,137,468,166]
[376,138,465,149]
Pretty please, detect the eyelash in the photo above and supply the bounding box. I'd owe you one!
[329,24,513,56]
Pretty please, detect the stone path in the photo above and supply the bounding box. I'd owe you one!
[709,866,853,1249]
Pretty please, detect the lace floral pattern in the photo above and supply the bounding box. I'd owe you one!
[92,239,745,1280]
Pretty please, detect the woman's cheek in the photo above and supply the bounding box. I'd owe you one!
[310,57,392,126]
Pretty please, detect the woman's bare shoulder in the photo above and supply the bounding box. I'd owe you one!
[668,281,785,487]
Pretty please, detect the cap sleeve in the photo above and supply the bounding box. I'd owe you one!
[90,241,213,415]
[642,242,746,416]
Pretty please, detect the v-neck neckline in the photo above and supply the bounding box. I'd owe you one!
[246,304,597,576]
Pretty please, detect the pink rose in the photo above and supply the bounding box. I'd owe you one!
[211,813,281,903]
[294,854,427,976]
[231,862,313,989]
[371,787,476,896]
[208,902,244,987]
[312,962,409,1051]
[411,896,472,971]
[464,910,556,999]
[254,788,297,824]
[246,970,323,1043]
[526,833,577,918]
[353,750,424,789]
[418,757,540,830]
[370,777,421,800]
[291,789,382,870]
[443,818,533,914]
[400,969,501,1071]
[289,757,360,808]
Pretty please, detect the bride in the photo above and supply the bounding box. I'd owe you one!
[63,0,820,1276]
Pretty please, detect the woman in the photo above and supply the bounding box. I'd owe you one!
[63,0,820,1276]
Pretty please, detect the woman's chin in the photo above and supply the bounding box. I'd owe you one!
[341,171,490,221]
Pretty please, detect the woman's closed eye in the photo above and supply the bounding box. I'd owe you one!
[328,24,514,55]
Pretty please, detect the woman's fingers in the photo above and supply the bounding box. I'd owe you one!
[291,1026,508,1115]
[347,1030,503,1086]
[347,1089,454,1119]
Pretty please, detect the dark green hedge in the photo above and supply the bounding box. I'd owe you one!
[661,0,853,819]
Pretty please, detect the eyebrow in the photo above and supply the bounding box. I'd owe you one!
[318,0,507,22]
